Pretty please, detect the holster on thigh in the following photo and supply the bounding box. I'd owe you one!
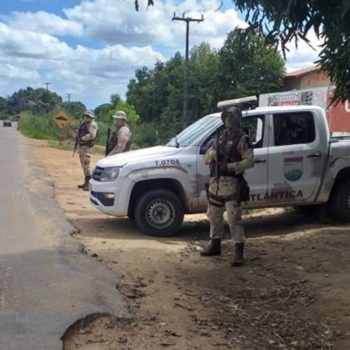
[207,191,225,208]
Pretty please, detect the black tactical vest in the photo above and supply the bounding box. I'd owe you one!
[210,128,246,177]
[78,121,95,147]
[107,129,132,154]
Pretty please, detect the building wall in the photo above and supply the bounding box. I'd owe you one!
[284,70,331,90]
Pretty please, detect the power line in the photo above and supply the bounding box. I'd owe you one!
[172,12,204,130]
[44,82,51,91]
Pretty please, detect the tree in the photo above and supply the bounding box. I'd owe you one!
[127,53,185,141]
[61,101,86,119]
[127,65,164,123]
[94,103,114,123]
[188,43,220,122]
[6,87,62,114]
[218,28,285,100]
[95,94,138,123]
[230,0,350,101]
[127,30,285,143]
[141,0,350,101]
[110,94,122,106]
[0,97,7,119]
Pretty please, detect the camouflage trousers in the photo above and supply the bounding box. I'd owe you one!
[79,146,92,177]
[208,201,245,243]
[207,176,245,243]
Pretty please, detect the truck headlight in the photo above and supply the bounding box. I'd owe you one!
[100,167,120,182]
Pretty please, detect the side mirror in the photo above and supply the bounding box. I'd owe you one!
[243,127,250,136]
[200,137,215,154]
[200,145,209,154]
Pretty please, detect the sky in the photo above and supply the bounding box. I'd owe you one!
[0,0,323,109]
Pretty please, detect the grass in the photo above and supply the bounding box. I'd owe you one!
[47,139,106,155]
[18,111,105,154]
[18,111,62,140]
[47,140,74,151]
[20,129,49,139]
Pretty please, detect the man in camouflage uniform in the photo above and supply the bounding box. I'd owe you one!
[107,111,132,156]
[77,111,98,191]
[200,108,254,266]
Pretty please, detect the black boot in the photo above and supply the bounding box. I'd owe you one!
[231,242,244,267]
[200,239,221,256]
[77,177,86,189]
[82,176,91,191]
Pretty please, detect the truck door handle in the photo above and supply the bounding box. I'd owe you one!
[307,153,321,159]
[254,159,266,164]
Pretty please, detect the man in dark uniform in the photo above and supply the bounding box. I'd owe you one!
[201,107,254,266]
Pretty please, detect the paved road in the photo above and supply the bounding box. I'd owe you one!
[0,125,129,349]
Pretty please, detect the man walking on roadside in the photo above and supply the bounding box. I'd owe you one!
[76,111,98,191]
[200,108,254,266]
[106,111,132,156]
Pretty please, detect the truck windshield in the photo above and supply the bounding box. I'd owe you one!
[167,115,221,147]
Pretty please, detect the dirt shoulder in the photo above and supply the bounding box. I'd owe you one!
[32,139,350,350]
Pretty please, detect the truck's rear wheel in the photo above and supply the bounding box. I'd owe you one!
[330,180,350,221]
[134,189,184,237]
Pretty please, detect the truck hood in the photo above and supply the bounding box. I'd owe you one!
[96,146,181,168]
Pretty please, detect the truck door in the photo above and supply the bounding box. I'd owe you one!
[197,114,269,211]
[267,111,327,204]
[243,115,269,207]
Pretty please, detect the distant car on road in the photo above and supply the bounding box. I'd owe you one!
[3,120,12,127]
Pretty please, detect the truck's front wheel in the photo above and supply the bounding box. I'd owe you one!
[134,189,184,236]
[330,180,350,221]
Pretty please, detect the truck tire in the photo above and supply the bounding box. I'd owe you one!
[134,189,184,237]
[330,180,350,221]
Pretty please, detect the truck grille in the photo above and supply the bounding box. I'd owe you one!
[93,166,104,181]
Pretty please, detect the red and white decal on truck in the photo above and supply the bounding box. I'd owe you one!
[259,86,350,133]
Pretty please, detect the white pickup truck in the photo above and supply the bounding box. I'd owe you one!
[90,105,350,236]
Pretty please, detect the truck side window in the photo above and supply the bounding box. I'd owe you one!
[242,116,264,148]
[274,112,315,146]
[200,126,224,154]
[200,115,265,154]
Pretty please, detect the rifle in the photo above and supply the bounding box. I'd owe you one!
[105,127,111,156]
[214,127,220,195]
[73,120,83,157]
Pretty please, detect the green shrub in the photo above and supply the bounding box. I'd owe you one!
[133,122,159,148]
[18,111,61,139]
[18,109,169,150]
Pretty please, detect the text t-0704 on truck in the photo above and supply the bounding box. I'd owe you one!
[90,105,350,236]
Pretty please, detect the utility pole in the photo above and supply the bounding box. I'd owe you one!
[66,93,72,102]
[44,82,51,91]
[172,13,204,130]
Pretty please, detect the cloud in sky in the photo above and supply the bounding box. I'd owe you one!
[0,0,321,108]
[4,10,83,36]
[285,31,323,72]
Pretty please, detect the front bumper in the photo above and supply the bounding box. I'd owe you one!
[89,177,134,216]
[90,191,115,207]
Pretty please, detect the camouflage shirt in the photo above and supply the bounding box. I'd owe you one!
[204,128,254,197]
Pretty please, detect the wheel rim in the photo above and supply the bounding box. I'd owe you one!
[145,198,175,229]
[346,193,350,209]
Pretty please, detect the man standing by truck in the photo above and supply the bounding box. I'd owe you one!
[200,108,254,266]
[106,111,132,156]
[76,111,98,191]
